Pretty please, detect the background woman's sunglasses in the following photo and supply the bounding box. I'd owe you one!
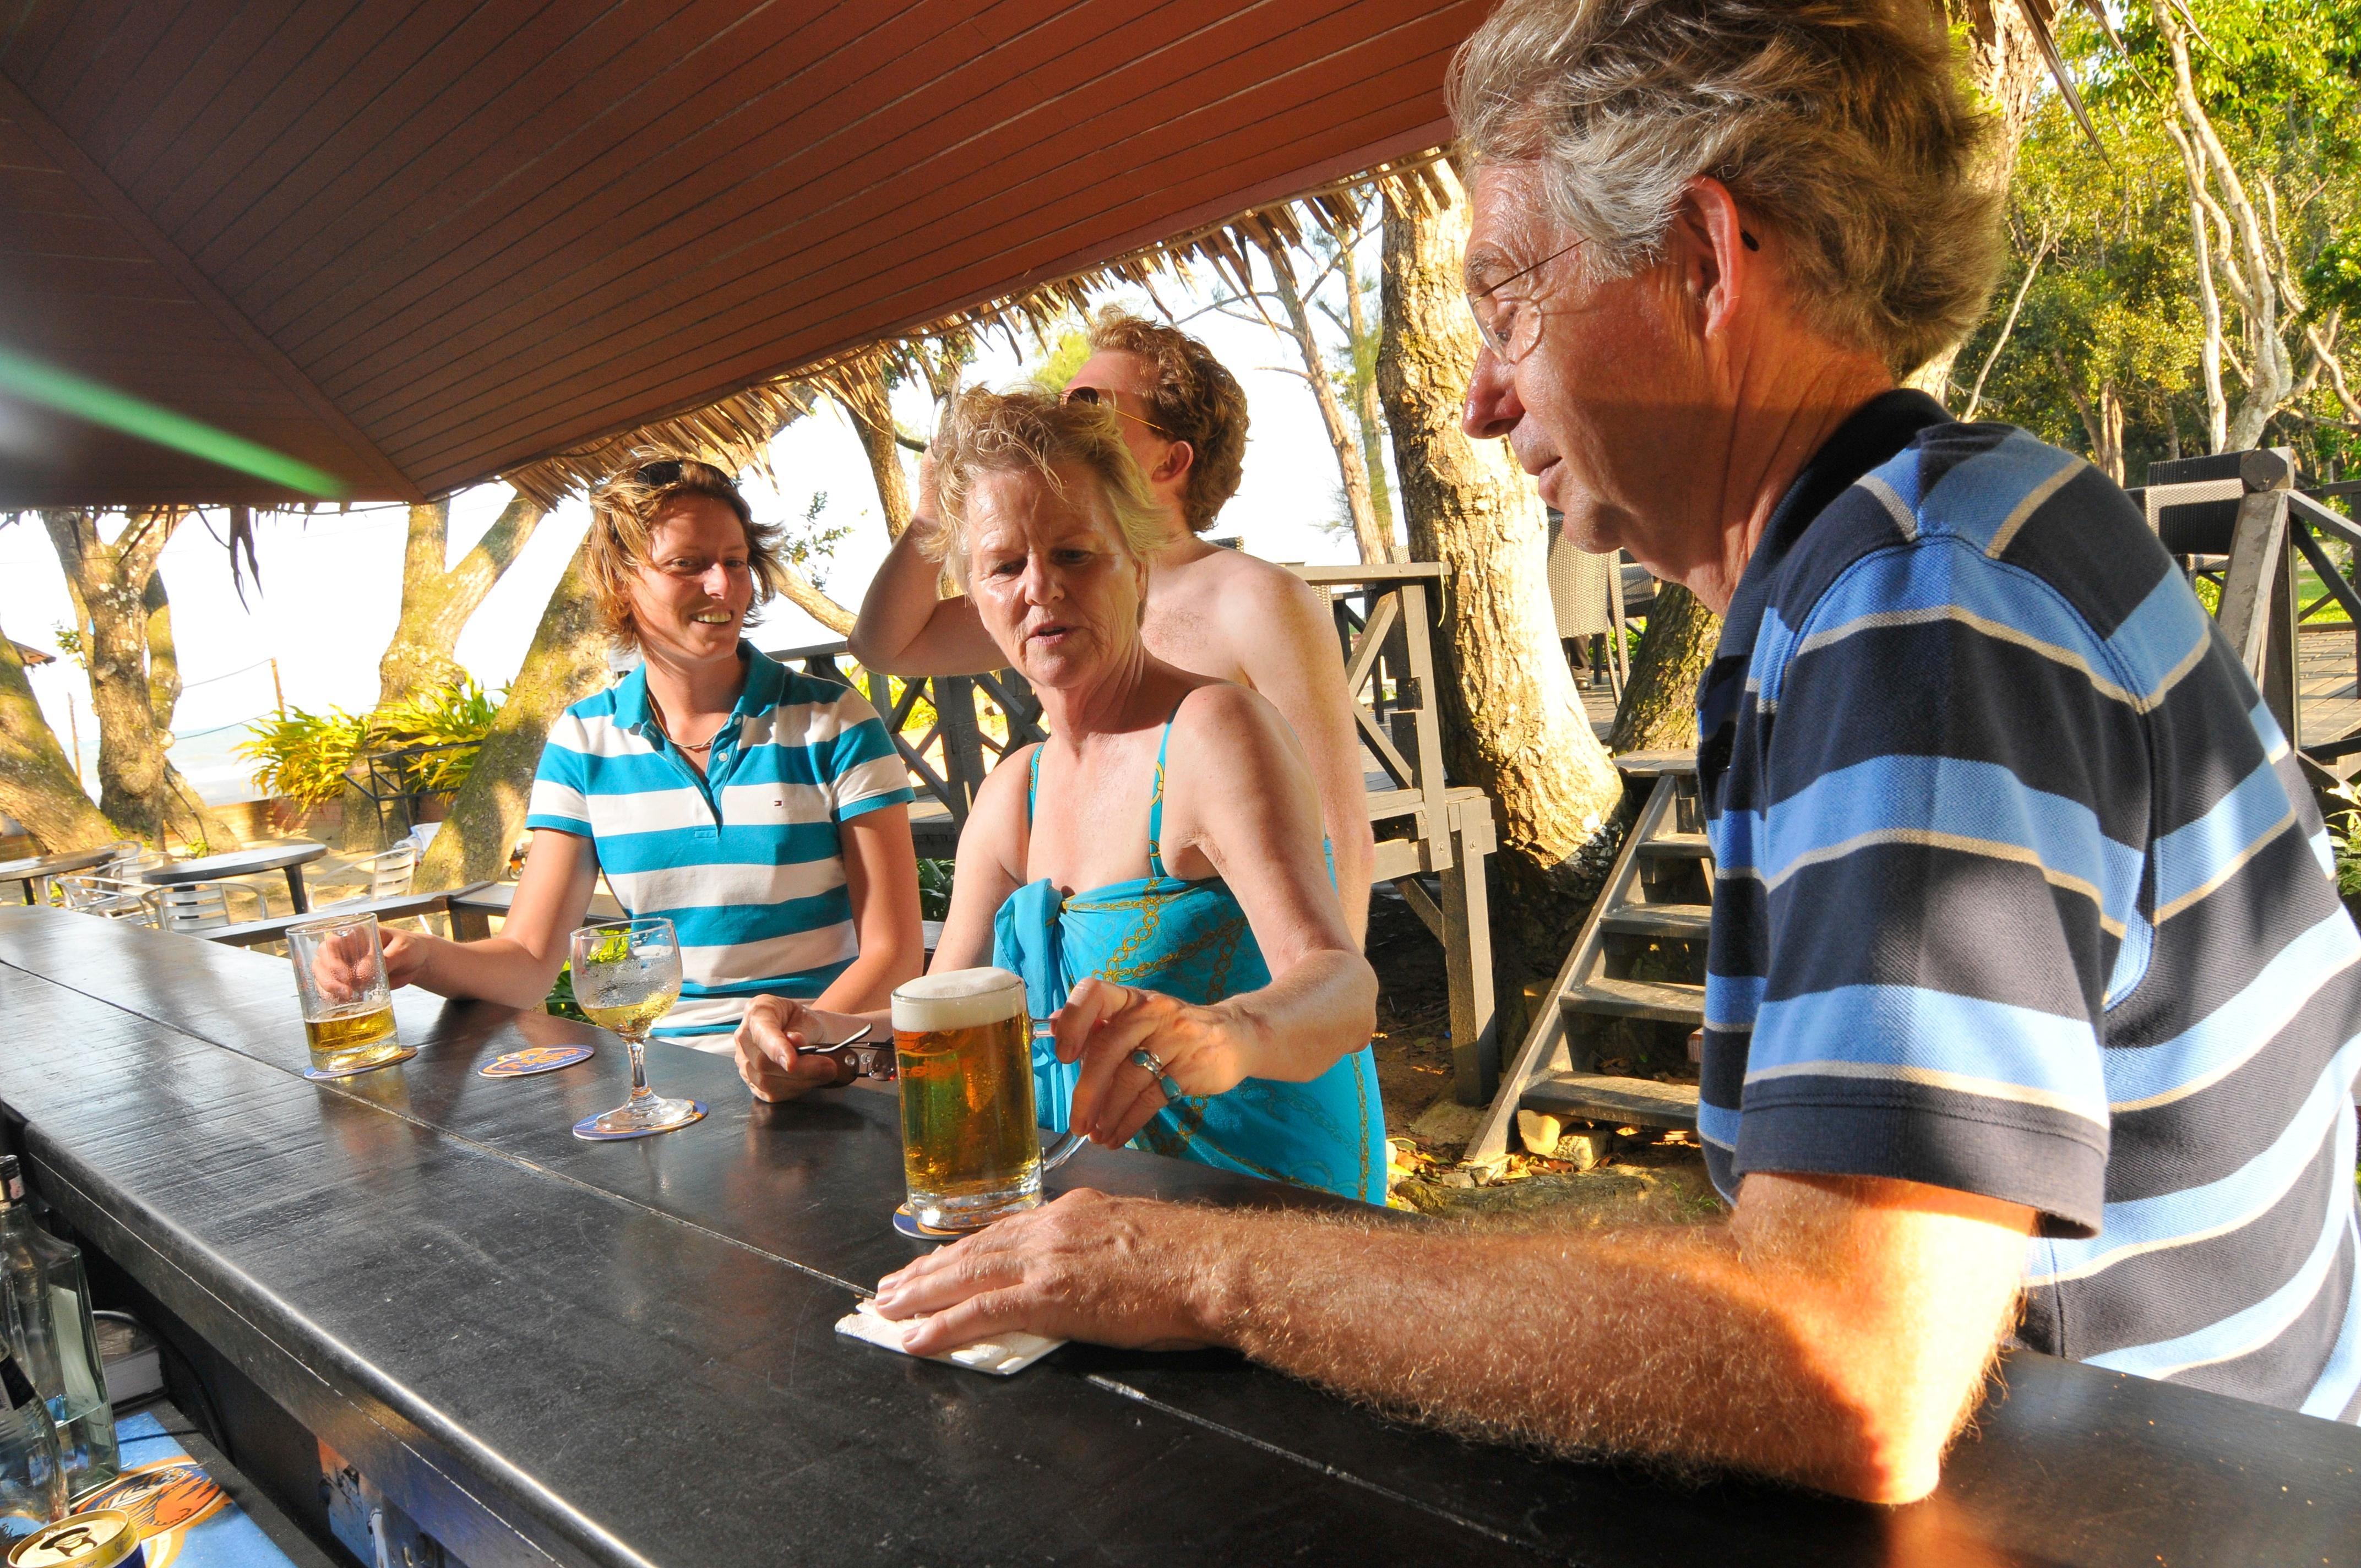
[1062,385,1168,436]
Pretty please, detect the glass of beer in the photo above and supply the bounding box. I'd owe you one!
[287,912,404,1076]
[570,917,704,1140]
[892,967,1081,1232]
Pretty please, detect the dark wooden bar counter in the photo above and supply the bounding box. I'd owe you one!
[2,906,2355,1566]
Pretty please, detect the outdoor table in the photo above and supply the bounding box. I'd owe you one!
[137,839,329,914]
[0,905,2354,1567]
[0,844,118,904]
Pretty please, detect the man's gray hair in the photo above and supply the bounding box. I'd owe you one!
[1449,0,2003,374]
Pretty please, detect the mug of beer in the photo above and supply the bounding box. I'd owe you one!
[892,967,1082,1232]
[286,912,404,1077]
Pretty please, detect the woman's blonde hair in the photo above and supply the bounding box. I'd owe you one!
[924,388,1168,589]
[1449,0,2003,375]
[583,451,788,649]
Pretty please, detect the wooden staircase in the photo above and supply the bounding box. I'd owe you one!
[1467,749,1712,1164]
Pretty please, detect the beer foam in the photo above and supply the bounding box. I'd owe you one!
[893,966,1026,1032]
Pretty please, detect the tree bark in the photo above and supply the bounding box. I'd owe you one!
[42,509,237,850]
[1378,168,1625,945]
[378,491,546,707]
[1342,261,1399,554]
[415,538,612,890]
[1901,0,2058,403]
[0,622,117,852]
[837,354,913,540]
[143,572,179,731]
[1270,261,1395,564]
[1607,583,1721,755]
[2153,0,2293,451]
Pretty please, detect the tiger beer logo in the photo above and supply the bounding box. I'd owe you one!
[80,1455,227,1540]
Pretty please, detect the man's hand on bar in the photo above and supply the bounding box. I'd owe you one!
[873,1189,1221,1352]
[735,995,862,1101]
[869,1174,2036,1505]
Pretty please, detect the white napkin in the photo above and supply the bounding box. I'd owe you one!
[834,1298,1064,1376]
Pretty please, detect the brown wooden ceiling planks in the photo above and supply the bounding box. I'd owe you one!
[1,0,1482,509]
[354,3,1455,449]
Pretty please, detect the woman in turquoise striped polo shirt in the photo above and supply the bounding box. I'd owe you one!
[371,454,924,1046]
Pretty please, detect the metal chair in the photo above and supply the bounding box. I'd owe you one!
[347,845,418,901]
[143,880,267,935]
[56,875,158,925]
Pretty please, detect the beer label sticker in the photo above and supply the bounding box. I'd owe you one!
[480,1045,595,1078]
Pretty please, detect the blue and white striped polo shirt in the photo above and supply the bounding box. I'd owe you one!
[526,645,914,1045]
[1697,390,2361,1417]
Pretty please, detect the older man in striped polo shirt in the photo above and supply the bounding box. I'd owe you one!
[865,0,2361,1505]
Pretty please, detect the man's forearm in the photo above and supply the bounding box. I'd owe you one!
[1181,1205,1989,1503]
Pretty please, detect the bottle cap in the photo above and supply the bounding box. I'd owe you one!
[7,1511,145,1568]
[0,1156,19,1206]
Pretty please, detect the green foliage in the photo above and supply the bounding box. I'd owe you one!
[782,491,853,589]
[1023,320,1092,394]
[917,857,955,922]
[50,624,85,670]
[236,705,375,806]
[544,961,589,1022]
[374,679,501,794]
[237,678,502,805]
[1957,1,2361,482]
[2304,233,2361,314]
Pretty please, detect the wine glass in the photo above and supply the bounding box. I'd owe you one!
[569,918,705,1140]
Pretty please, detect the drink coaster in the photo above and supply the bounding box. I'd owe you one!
[893,1202,973,1240]
[302,1046,416,1081]
[572,1101,706,1141]
[480,1044,594,1078]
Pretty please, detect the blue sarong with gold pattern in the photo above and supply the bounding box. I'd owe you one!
[993,707,1386,1204]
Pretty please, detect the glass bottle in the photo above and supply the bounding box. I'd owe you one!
[0,1158,117,1501]
[0,1346,63,1544]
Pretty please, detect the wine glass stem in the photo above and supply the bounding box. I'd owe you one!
[624,1034,655,1106]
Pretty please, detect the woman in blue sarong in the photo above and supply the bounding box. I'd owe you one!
[737,386,1385,1203]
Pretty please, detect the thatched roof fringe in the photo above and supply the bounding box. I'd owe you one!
[499,145,1451,507]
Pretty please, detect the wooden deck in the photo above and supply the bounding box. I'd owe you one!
[2302,623,2361,761]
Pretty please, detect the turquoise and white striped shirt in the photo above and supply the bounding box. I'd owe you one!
[525,645,915,1045]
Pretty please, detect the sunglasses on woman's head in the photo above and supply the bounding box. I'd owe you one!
[1062,385,1168,436]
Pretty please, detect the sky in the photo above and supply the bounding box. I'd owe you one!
[4,265,1389,807]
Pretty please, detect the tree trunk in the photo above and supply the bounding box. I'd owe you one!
[1607,583,1721,755]
[143,573,179,731]
[378,491,546,707]
[0,623,117,852]
[2152,0,2293,452]
[42,509,237,850]
[415,539,612,891]
[1343,263,1399,554]
[837,354,913,540]
[1378,168,1625,946]
[1271,261,1394,564]
[1905,1,2052,402]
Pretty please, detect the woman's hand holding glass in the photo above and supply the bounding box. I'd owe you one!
[1051,976,1245,1147]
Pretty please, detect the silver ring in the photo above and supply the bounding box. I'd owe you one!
[1157,1075,1183,1103]
[1129,1047,1167,1078]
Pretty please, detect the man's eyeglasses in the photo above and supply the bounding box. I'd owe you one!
[1062,384,1168,436]
[1465,236,1588,364]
